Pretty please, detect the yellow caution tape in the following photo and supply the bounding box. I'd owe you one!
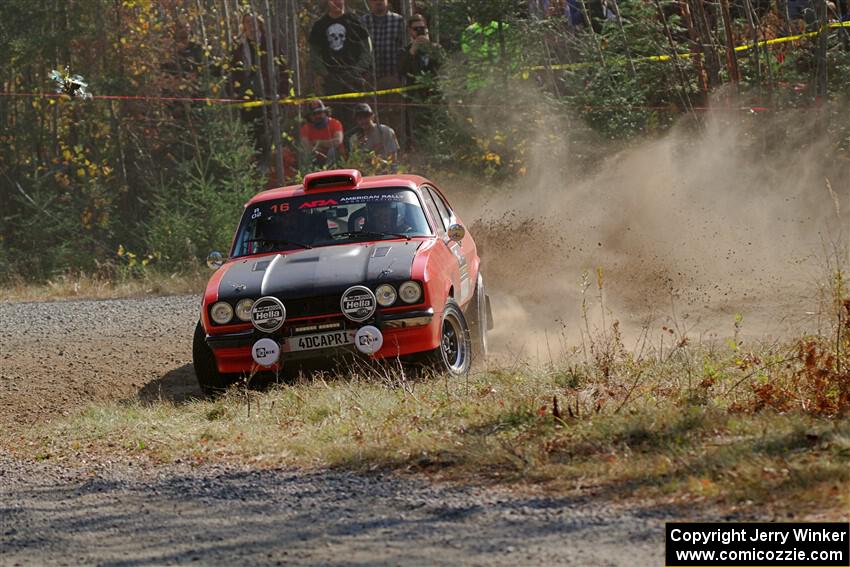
[735,20,850,52]
[239,84,426,109]
[524,21,850,73]
[239,21,850,107]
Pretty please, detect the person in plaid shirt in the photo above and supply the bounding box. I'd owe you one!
[360,0,405,143]
[360,0,405,77]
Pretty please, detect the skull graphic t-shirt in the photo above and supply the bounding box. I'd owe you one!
[309,13,370,81]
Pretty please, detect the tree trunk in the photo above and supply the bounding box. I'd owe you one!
[718,0,740,87]
[263,0,285,184]
[248,1,271,164]
[655,0,696,114]
[776,0,791,36]
[815,0,828,101]
[679,0,708,95]
[743,0,761,89]
[689,0,722,89]
[222,0,233,52]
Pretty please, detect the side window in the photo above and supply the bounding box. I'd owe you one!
[420,188,446,235]
[426,187,452,230]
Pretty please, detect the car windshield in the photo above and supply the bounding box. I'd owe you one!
[231,188,432,258]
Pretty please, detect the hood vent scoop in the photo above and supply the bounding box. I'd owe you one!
[252,260,272,272]
[371,246,391,258]
[288,255,320,264]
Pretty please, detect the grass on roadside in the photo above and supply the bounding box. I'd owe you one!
[1,269,208,302]
[21,336,850,518]
[13,265,850,517]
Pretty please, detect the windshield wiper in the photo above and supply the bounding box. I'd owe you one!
[333,231,411,241]
[245,238,313,250]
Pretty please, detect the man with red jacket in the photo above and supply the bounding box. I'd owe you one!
[299,99,346,168]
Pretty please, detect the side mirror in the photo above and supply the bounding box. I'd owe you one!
[447,224,466,243]
[206,251,225,270]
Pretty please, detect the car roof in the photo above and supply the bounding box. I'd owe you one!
[246,172,434,207]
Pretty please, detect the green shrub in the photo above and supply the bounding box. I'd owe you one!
[146,109,264,269]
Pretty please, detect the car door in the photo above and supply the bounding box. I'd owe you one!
[422,185,473,307]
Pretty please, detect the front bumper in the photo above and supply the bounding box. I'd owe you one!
[207,308,439,374]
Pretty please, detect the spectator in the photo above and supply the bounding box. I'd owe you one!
[361,0,405,78]
[601,0,619,21]
[308,0,371,128]
[399,14,443,80]
[565,0,585,28]
[299,99,345,169]
[398,15,444,150]
[361,0,406,137]
[349,103,399,165]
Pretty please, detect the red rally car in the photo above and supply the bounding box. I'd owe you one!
[193,169,493,393]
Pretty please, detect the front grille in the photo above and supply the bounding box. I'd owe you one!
[282,295,341,319]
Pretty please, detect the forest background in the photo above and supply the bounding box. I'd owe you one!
[1,0,849,284]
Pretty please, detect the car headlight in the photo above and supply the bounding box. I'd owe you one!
[399,281,422,304]
[375,284,397,307]
[235,298,254,322]
[210,301,234,325]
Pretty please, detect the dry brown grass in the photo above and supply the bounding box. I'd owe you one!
[1,270,208,302]
[17,330,850,519]
[11,265,850,518]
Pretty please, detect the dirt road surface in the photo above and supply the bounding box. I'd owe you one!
[0,296,706,565]
[0,453,668,566]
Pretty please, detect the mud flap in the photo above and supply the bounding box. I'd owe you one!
[485,295,494,330]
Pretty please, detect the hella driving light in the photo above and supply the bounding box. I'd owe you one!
[399,281,422,304]
[375,284,397,307]
[210,301,234,325]
[235,298,254,322]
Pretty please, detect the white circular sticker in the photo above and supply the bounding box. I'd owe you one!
[340,286,377,322]
[251,338,281,367]
[354,325,383,355]
[251,296,286,332]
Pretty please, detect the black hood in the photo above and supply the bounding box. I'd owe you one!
[217,241,421,301]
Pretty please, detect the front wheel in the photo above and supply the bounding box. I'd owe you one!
[192,321,237,396]
[422,300,472,376]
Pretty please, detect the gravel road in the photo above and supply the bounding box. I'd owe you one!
[0,296,673,565]
[0,453,667,566]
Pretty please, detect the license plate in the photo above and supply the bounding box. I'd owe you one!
[284,330,355,352]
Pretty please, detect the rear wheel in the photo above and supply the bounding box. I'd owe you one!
[468,274,489,362]
[422,300,471,376]
[192,321,237,396]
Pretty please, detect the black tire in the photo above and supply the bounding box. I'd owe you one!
[422,300,472,376]
[192,321,237,396]
[467,273,489,362]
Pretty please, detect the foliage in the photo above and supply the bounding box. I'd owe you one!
[22,330,850,515]
[2,0,850,282]
[557,0,694,138]
[146,109,264,269]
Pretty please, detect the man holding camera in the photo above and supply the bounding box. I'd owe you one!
[398,14,444,150]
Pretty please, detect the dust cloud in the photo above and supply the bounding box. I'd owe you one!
[443,103,849,355]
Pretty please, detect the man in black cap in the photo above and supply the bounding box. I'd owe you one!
[349,102,399,165]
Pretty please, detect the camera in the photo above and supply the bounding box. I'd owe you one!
[415,27,428,37]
